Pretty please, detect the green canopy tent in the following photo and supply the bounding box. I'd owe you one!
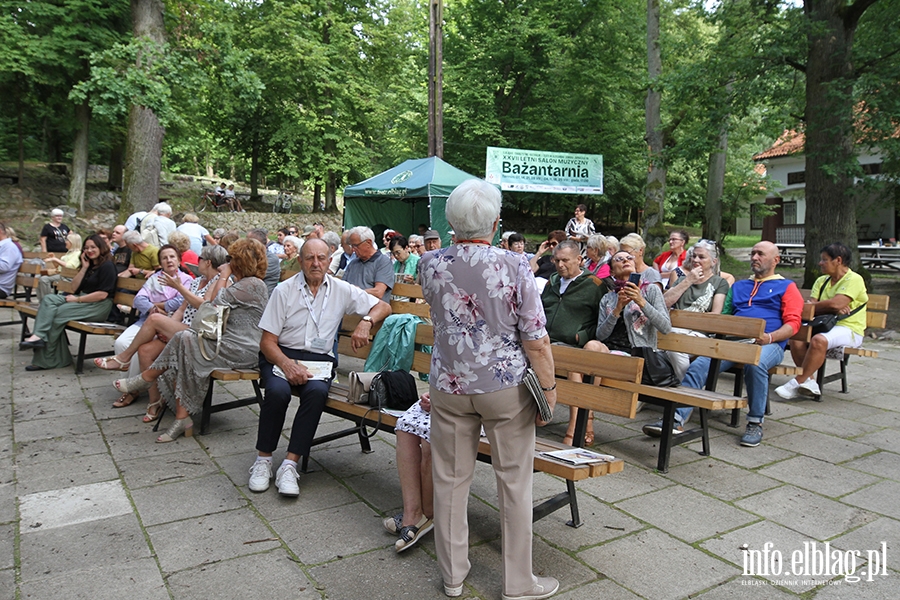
[343,157,479,247]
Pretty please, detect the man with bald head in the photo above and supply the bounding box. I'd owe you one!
[668,241,803,447]
[248,238,392,497]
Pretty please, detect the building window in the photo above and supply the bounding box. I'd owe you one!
[862,163,882,175]
[783,201,797,225]
[787,171,805,185]
[750,204,765,229]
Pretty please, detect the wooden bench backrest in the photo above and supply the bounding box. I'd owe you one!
[15,262,42,289]
[657,332,763,365]
[21,251,52,260]
[55,267,144,307]
[669,310,765,338]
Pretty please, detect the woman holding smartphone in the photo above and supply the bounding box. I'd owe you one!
[594,250,671,356]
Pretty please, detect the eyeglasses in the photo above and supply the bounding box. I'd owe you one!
[612,254,635,263]
[350,239,371,249]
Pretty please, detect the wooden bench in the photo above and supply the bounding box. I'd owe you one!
[0,263,42,327]
[16,269,145,373]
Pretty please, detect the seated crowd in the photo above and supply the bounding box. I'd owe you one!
[2,194,870,600]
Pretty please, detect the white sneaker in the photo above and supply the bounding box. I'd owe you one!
[798,378,821,397]
[248,459,272,492]
[774,378,800,400]
[275,463,300,497]
[502,576,560,600]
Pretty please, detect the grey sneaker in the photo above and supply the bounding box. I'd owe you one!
[275,463,300,497]
[501,576,560,600]
[248,459,272,492]
[740,423,763,447]
[642,419,683,438]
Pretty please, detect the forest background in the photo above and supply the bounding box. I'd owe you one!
[2,0,899,284]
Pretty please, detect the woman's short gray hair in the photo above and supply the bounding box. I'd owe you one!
[445,179,501,240]
[282,235,302,253]
[200,244,229,269]
[501,230,517,242]
[586,234,606,252]
[686,240,720,275]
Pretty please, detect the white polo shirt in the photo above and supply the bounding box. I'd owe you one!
[259,272,379,355]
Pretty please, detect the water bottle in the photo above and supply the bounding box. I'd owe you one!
[878,238,883,246]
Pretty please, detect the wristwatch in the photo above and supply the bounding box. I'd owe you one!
[361,316,373,323]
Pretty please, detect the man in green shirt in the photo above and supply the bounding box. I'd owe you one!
[120,230,159,278]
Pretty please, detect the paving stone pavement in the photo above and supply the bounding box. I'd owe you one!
[1,317,898,599]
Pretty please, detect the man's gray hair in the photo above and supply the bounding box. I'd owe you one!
[246,228,268,244]
[153,202,173,216]
[122,230,143,245]
[445,179,501,241]
[554,240,581,256]
[348,226,375,245]
[200,244,229,269]
[408,234,423,245]
[322,231,341,251]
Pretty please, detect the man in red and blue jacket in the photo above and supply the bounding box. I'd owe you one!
[673,241,803,447]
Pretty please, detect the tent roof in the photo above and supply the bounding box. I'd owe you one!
[343,156,478,199]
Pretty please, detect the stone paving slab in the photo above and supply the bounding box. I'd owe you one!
[148,507,280,573]
[16,452,119,495]
[757,455,880,498]
[663,456,781,501]
[616,485,758,543]
[581,528,740,600]
[167,551,319,600]
[735,485,877,540]
[18,556,169,600]
[130,473,248,527]
[19,480,132,532]
[843,450,900,481]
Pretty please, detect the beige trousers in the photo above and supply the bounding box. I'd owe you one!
[430,384,538,596]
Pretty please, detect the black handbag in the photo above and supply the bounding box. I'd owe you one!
[803,279,865,336]
[631,346,679,387]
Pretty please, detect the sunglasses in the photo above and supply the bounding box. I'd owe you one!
[612,254,635,263]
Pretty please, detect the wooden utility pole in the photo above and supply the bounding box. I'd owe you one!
[428,0,444,158]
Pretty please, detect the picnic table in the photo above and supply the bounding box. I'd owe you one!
[775,243,806,266]
[858,244,900,271]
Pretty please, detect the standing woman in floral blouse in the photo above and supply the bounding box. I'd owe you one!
[419,178,559,600]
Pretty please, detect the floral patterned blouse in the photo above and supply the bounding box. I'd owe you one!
[419,243,548,395]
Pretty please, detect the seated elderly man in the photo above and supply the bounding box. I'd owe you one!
[0,222,24,300]
[248,238,392,497]
[343,225,394,300]
[119,230,159,278]
[541,240,608,446]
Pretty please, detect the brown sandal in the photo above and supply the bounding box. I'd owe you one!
[112,392,137,408]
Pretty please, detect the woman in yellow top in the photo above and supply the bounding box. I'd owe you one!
[37,232,83,301]
[776,242,867,399]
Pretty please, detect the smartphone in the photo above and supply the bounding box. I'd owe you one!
[628,272,642,286]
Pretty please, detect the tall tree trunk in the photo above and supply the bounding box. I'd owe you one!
[802,0,876,285]
[250,133,259,198]
[69,100,91,211]
[122,0,166,215]
[314,183,322,211]
[325,172,337,212]
[642,0,667,257]
[108,138,124,190]
[705,119,728,244]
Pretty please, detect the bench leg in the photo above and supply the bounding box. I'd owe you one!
[74,332,88,375]
[698,408,711,457]
[153,403,168,432]
[815,363,826,402]
[20,314,30,340]
[730,368,743,427]
[565,480,582,528]
[573,406,589,448]
[840,355,850,393]
[199,377,215,435]
[656,403,678,473]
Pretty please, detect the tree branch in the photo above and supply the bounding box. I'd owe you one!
[784,57,806,73]
[842,0,879,30]
[856,44,900,75]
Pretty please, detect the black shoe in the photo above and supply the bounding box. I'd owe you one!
[25,365,45,371]
[19,339,46,350]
